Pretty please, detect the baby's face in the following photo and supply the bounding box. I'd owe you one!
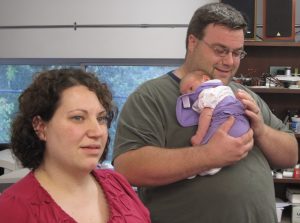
[180,80,202,94]
[180,76,205,94]
[191,79,203,91]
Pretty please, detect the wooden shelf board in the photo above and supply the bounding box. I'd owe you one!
[245,41,300,47]
[274,178,300,184]
[248,87,300,94]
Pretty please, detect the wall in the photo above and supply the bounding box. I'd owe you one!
[0,0,216,59]
[1,0,299,59]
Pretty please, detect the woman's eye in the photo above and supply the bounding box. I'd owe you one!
[72,116,83,121]
[97,116,109,125]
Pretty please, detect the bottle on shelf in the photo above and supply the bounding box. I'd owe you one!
[291,115,300,133]
[294,164,300,179]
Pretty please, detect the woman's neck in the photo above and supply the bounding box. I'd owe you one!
[34,164,94,195]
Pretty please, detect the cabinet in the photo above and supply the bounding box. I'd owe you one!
[249,87,300,160]
[239,41,300,77]
[248,87,300,223]
[241,41,300,223]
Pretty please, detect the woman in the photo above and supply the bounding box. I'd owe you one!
[0,68,150,222]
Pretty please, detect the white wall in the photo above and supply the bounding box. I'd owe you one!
[0,0,216,59]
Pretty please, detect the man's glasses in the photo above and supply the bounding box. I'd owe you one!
[201,39,247,60]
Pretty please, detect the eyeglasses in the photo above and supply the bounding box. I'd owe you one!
[201,39,247,60]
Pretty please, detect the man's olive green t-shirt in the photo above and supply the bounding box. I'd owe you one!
[113,73,290,223]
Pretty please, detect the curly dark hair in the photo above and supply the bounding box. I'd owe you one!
[10,68,117,169]
[185,3,247,50]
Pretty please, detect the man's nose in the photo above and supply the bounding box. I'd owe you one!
[221,52,235,66]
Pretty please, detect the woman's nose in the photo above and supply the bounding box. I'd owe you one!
[87,119,107,137]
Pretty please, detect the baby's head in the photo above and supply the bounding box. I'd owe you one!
[180,70,210,94]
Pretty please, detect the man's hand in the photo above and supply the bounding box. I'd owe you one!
[236,89,266,138]
[202,116,254,169]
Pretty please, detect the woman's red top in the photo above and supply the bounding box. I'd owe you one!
[0,169,151,223]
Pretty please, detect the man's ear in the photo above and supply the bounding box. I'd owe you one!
[32,116,47,141]
[188,34,198,52]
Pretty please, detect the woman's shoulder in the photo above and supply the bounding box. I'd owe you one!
[93,169,137,195]
[1,171,36,198]
[93,169,129,185]
[0,171,36,222]
[93,169,150,222]
[0,171,51,207]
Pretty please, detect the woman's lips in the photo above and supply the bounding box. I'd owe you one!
[81,145,101,154]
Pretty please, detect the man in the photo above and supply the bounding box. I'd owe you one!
[113,3,298,223]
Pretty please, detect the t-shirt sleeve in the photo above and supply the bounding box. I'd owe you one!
[197,86,235,110]
[113,89,166,160]
[196,89,219,110]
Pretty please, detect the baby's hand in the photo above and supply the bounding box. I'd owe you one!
[191,135,202,146]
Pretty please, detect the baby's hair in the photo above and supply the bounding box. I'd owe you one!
[180,70,211,94]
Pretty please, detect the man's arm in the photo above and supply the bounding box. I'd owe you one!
[254,125,298,168]
[114,117,254,187]
[236,89,298,168]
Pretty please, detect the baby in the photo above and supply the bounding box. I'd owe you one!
[177,70,250,176]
